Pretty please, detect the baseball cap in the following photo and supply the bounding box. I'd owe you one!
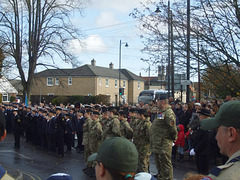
[201,100,240,130]
[88,137,138,172]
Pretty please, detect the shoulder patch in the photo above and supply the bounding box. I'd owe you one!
[170,119,175,125]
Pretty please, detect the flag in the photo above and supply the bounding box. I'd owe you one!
[25,92,28,107]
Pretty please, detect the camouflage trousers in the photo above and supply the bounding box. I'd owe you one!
[137,145,151,172]
[84,143,92,167]
[154,148,173,180]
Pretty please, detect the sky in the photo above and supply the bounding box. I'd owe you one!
[40,0,155,77]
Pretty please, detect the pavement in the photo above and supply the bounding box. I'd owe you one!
[0,134,203,180]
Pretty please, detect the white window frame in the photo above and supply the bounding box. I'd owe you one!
[47,77,53,86]
[68,77,72,85]
[2,93,8,102]
[138,81,141,89]
[106,78,109,87]
[99,77,102,85]
[55,77,59,85]
[123,80,126,88]
[115,79,118,88]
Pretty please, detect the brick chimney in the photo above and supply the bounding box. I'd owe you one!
[109,62,114,69]
[91,59,96,66]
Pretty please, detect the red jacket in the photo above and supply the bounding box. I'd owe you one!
[175,124,185,147]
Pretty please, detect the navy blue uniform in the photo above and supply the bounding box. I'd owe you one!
[65,119,73,152]
[76,116,85,151]
[13,114,21,148]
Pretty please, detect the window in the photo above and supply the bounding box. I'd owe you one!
[48,93,54,96]
[55,77,59,85]
[115,79,118,88]
[47,77,53,86]
[138,81,141,89]
[99,77,102,85]
[106,78,109,87]
[68,77,72,85]
[123,80,126,88]
[2,94,8,102]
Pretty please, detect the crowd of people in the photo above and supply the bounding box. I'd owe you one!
[0,94,239,180]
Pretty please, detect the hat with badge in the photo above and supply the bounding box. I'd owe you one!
[119,110,126,116]
[56,106,62,111]
[201,100,240,130]
[197,108,211,117]
[138,108,146,115]
[88,137,138,173]
[92,111,100,115]
[75,102,80,109]
[101,106,108,113]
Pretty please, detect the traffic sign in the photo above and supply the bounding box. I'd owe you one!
[181,80,192,85]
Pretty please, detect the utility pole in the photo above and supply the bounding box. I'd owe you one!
[167,0,171,98]
[197,32,200,102]
[186,0,191,103]
[170,10,174,98]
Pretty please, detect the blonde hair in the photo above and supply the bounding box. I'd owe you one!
[183,173,205,180]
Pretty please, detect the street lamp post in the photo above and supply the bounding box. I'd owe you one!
[119,40,128,106]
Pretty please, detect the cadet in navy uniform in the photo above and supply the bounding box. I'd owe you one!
[69,109,77,148]
[48,109,56,152]
[37,108,44,147]
[65,113,73,153]
[55,107,65,157]
[76,110,85,153]
[13,107,21,149]
[25,107,32,143]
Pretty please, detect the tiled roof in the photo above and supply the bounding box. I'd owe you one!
[34,64,142,81]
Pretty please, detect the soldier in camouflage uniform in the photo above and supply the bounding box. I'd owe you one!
[82,108,93,172]
[119,110,133,139]
[133,108,152,172]
[102,107,121,141]
[87,111,103,177]
[150,95,178,180]
[89,111,102,154]
[100,107,108,138]
[129,107,139,130]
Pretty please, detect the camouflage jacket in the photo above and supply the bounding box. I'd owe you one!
[102,115,121,141]
[120,118,133,139]
[150,106,178,153]
[82,117,92,145]
[133,117,151,148]
[89,118,102,153]
[130,117,139,130]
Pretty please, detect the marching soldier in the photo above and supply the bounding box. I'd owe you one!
[129,107,139,130]
[119,110,133,139]
[102,107,121,141]
[87,111,103,177]
[133,109,152,172]
[82,108,93,173]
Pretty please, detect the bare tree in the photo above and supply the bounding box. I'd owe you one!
[131,0,240,97]
[0,0,89,100]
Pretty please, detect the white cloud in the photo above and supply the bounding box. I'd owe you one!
[91,0,152,13]
[95,11,120,27]
[68,35,107,54]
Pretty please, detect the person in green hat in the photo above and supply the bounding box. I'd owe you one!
[200,100,240,180]
[88,137,138,180]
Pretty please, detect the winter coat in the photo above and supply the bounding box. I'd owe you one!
[175,124,185,147]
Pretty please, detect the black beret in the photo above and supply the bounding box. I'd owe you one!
[198,108,211,117]
[138,108,146,115]
[75,102,80,108]
[102,107,108,113]
[92,111,100,115]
